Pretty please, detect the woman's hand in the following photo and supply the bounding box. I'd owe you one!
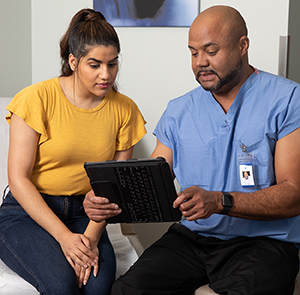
[75,239,99,288]
[59,232,98,277]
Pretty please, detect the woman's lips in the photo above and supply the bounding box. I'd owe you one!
[97,82,109,89]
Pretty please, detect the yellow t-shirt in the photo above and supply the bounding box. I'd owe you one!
[6,77,146,195]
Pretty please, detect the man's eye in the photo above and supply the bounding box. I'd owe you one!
[207,51,217,56]
[108,63,118,68]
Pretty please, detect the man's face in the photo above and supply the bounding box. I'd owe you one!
[188,20,243,94]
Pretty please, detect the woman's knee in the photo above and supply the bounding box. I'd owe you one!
[36,269,81,295]
[83,272,115,295]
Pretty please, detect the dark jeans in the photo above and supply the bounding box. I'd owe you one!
[111,223,299,295]
[0,191,116,295]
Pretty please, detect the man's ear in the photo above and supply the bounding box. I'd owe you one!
[68,53,77,72]
[239,35,249,55]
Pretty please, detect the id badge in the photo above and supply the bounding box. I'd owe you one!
[238,153,255,187]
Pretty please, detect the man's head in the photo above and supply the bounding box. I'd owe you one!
[243,171,249,179]
[188,6,250,94]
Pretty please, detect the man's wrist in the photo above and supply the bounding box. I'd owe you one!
[220,192,233,214]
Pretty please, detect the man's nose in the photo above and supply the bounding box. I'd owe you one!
[195,52,209,68]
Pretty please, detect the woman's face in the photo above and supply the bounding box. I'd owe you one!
[71,45,119,99]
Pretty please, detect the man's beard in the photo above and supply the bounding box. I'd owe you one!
[196,59,243,92]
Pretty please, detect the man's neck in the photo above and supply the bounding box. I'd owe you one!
[212,65,254,114]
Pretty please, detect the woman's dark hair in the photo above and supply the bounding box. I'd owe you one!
[60,8,120,81]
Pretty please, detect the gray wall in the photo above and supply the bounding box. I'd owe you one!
[0,0,31,97]
[288,0,300,83]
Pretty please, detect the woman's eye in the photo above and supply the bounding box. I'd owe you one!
[90,64,100,69]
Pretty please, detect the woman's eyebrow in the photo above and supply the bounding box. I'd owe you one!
[87,56,119,63]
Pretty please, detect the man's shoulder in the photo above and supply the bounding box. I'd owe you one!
[256,69,300,88]
[168,86,205,107]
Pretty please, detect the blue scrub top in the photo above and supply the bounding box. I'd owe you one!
[154,69,300,245]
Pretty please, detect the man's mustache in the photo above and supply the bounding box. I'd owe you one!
[196,68,219,80]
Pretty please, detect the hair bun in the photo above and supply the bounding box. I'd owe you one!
[85,11,106,22]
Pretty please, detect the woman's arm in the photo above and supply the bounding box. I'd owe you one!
[84,146,134,243]
[83,148,134,242]
[8,114,97,272]
[81,147,134,283]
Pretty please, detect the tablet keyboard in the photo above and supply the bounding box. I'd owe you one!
[115,166,163,222]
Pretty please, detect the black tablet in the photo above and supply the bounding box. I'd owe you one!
[84,157,182,223]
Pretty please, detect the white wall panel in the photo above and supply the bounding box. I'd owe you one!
[201,0,290,75]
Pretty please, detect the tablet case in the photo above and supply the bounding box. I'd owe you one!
[84,157,182,223]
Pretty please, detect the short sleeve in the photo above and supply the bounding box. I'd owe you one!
[115,96,146,151]
[276,85,300,140]
[6,82,51,144]
[153,100,177,151]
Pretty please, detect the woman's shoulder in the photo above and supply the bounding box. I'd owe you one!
[106,90,138,108]
[108,90,131,101]
[26,77,59,93]
[9,77,60,117]
[15,77,59,100]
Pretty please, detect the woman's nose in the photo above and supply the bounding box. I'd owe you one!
[98,66,110,79]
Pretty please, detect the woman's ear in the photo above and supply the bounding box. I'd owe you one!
[68,53,77,72]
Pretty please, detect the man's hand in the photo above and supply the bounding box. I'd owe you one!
[173,186,222,220]
[83,190,122,222]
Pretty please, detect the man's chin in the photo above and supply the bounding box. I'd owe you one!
[196,79,219,92]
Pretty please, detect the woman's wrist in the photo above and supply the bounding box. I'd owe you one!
[84,220,106,247]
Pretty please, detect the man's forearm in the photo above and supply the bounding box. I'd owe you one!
[228,181,300,220]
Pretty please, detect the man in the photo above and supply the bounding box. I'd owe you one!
[84,5,300,294]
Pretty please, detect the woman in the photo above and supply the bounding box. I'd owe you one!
[0,8,146,295]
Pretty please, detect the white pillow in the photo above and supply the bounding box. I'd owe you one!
[107,224,139,278]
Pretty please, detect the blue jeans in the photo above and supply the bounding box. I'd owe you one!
[0,191,116,295]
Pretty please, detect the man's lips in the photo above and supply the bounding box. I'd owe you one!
[197,70,217,82]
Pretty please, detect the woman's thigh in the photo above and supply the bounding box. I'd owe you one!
[63,197,117,294]
[0,194,80,294]
[0,193,115,295]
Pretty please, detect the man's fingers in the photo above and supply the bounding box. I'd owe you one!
[173,191,192,208]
